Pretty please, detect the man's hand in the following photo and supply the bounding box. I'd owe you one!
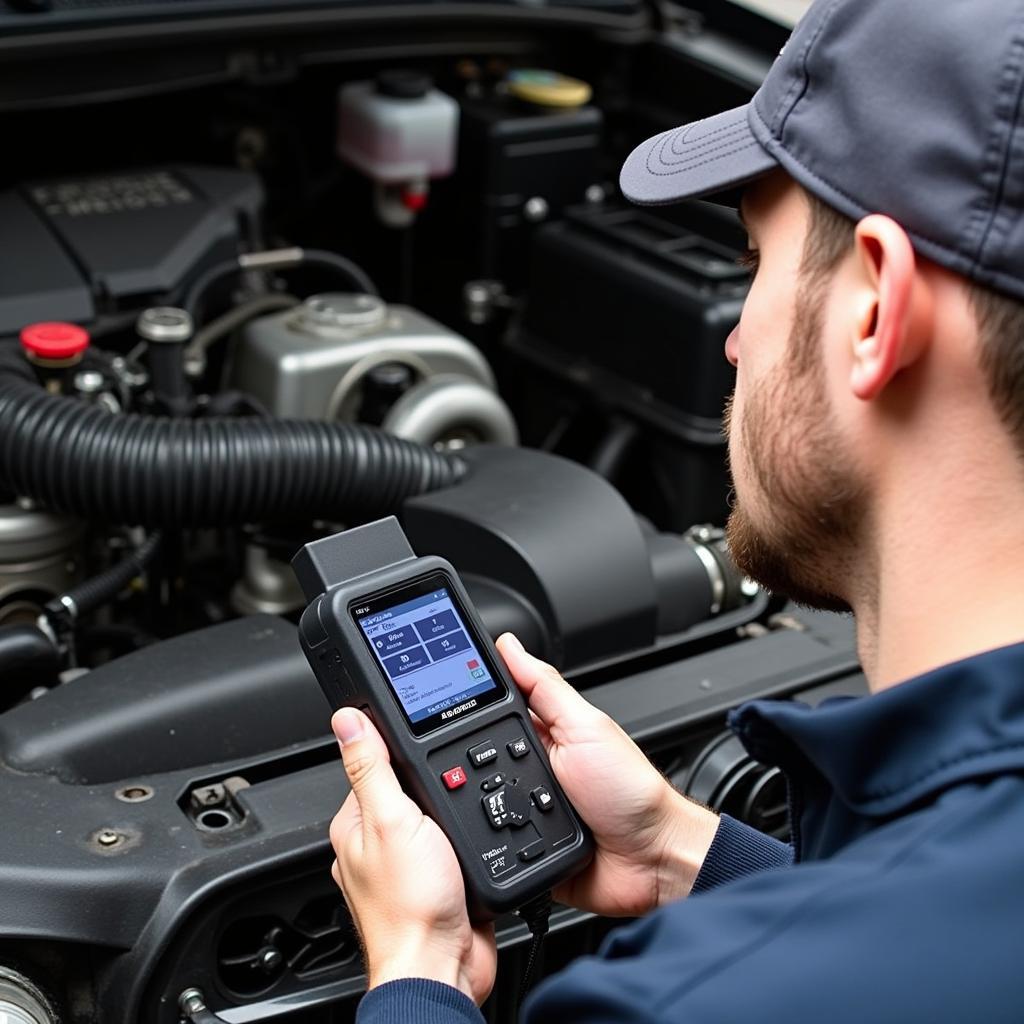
[328,707,497,1005]
[496,633,720,917]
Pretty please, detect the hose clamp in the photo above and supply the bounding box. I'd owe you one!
[684,525,727,615]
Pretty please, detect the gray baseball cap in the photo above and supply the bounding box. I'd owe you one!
[620,0,1024,302]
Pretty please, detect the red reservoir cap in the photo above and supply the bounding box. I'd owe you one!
[20,322,91,363]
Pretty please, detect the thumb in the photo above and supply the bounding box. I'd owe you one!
[333,708,405,825]
[496,633,597,732]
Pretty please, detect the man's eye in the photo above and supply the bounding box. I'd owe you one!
[737,248,760,276]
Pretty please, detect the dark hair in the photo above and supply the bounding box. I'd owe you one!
[801,192,1024,458]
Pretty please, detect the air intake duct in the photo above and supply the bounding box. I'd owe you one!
[0,343,463,528]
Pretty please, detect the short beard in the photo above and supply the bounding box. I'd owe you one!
[724,277,867,613]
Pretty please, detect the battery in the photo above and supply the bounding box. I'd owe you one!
[508,200,749,529]
[457,92,604,284]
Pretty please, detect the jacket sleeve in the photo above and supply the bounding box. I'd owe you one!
[353,817,791,1024]
[690,813,793,895]
[356,979,485,1024]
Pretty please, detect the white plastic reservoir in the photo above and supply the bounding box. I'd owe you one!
[337,70,459,184]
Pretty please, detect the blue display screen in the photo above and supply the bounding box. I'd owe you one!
[357,586,499,724]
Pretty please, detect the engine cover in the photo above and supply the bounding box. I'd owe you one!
[0,167,263,336]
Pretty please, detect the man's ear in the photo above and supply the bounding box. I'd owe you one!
[849,215,933,401]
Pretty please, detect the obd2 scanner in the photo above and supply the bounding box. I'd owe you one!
[292,517,593,930]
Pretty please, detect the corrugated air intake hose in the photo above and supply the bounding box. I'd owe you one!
[0,343,465,528]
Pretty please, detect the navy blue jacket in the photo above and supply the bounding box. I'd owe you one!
[359,642,1024,1022]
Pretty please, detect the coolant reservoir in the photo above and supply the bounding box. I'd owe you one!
[337,70,459,184]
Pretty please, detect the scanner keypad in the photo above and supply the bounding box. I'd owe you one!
[429,715,575,881]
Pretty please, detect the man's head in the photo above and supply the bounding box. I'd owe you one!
[722,173,866,612]
[620,0,1024,613]
[722,168,1024,610]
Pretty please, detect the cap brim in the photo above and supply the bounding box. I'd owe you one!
[619,104,778,206]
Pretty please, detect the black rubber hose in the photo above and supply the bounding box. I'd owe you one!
[0,344,464,528]
[183,247,378,322]
[0,624,60,699]
[47,532,163,624]
[589,417,639,482]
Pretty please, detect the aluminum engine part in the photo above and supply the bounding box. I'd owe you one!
[229,293,516,615]
[0,966,59,1024]
[229,293,514,441]
[382,374,517,449]
[230,545,308,617]
[0,502,83,625]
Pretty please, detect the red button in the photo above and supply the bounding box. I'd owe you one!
[442,766,467,790]
[20,322,90,362]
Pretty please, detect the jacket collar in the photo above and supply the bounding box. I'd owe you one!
[729,641,1024,817]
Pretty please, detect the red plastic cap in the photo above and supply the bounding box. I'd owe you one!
[400,186,429,212]
[20,322,91,362]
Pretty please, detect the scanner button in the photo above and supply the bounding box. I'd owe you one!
[506,785,531,827]
[442,767,468,790]
[469,741,498,768]
[508,737,530,759]
[531,786,554,812]
[482,789,510,830]
[518,840,546,863]
[481,772,506,792]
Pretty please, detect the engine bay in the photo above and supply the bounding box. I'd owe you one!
[0,3,862,1021]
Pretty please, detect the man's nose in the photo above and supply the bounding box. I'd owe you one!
[725,325,740,367]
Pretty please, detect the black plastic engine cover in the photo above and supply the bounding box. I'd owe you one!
[0,615,322,784]
[0,165,263,335]
[0,608,860,1023]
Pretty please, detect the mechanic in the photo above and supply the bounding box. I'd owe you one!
[326,0,1024,1019]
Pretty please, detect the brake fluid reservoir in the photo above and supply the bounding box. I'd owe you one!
[337,70,459,184]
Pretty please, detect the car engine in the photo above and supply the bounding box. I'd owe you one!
[0,2,861,1021]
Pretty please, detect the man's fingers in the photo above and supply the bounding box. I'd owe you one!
[496,633,596,730]
[333,708,406,829]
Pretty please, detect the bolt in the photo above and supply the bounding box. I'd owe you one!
[74,369,105,395]
[97,829,122,847]
[184,352,206,378]
[113,358,149,390]
[523,196,549,223]
[585,184,606,204]
[179,988,207,1016]
[464,279,507,326]
[740,578,761,598]
[116,785,154,803]
[257,946,284,974]
[465,282,492,306]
